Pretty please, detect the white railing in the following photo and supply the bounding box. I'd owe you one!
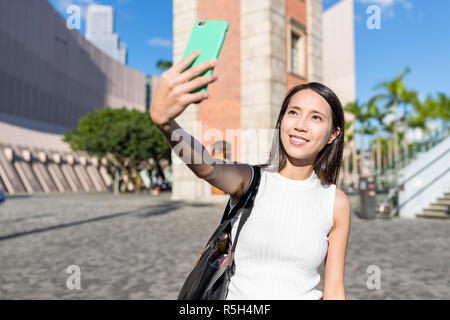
[397,136,450,219]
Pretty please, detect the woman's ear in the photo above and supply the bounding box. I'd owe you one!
[328,127,341,144]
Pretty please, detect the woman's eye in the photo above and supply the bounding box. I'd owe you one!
[288,110,297,115]
[313,115,322,121]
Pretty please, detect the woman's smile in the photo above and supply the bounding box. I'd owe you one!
[289,135,309,146]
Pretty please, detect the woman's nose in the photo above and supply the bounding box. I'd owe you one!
[294,116,309,132]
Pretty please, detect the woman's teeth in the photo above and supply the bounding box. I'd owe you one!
[291,137,307,143]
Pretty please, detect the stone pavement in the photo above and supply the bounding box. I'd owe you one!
[0,192,448,300]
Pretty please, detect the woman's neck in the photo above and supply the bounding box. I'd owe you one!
[278,163,314,181]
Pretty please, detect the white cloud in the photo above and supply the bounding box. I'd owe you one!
[357,0,395,6]
[356,0,413,20]
[147,37,172,48]
[54,0,96,18]
[383,112,396,125]
[356,0,413,10]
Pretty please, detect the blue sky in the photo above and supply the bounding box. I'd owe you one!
[49,0,449,145]
[49,0,173,76]
[324,0,449,106]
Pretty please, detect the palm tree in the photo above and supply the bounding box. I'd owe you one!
[435,93,450,136]
[343,119,354,188]
[409,95,431,144]
[436,92,450,120]
[361,124,378,176]
[156,60,173,71]
[407,93,450,155]
[370,135,390,184]
[399,89,419,164]
[366,97,387,175]
[344,101,364,185]
[380,136,389,171]
[429,92,450,132]
[372,67,412,170]
[344,100,375,178]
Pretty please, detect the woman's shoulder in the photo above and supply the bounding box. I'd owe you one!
[331,187,351,229]
[335,187,350,207]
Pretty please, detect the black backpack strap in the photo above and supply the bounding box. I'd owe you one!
[230,166,261,255]
[220,165,261,224]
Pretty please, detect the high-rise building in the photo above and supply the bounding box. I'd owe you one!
[86,4,128,65]
[0,0,147,195]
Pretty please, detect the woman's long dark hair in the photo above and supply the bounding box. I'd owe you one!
[258,82,345,187]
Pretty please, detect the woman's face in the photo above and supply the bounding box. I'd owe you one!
[280,89,340,164]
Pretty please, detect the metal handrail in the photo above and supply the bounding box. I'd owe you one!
[374,125,450,191]
[377,134,450,218]
[376,125,449,175]
[378,187,399,218]
[398,167,450,212]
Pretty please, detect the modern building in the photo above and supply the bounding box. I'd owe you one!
[322,0,357,188]
[0,0,147,195]
[171,0,356,202]
[86,4,128,65]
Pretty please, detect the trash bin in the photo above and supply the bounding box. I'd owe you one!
[359,176,377,219]
[0,191,5,203]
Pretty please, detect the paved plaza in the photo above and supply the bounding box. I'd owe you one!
[0,192,448,300]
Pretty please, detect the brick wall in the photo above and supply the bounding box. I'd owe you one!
[286,0,309,90]
[197,0,241,161]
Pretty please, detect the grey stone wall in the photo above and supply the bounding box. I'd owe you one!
[240,0,287,165]
[0,0,146,129]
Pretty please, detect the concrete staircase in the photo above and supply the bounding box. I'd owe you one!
[416,190,450,220]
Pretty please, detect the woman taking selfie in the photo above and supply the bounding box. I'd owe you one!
[150,50,351,300]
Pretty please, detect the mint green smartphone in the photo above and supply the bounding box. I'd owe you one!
[181,20,229,93]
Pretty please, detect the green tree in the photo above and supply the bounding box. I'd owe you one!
[343,117,355,187]
[344,100,376,177]
[372,67,413,169]
[156,60,173,71]
[422,93,450,132]
[63,107,171,190]
[366,97,388,172]
[435,92,450,120]
[344,101,360,184]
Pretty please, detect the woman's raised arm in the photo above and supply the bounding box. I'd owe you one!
[150,50,252,202]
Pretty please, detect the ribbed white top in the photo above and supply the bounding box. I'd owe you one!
[225,165,336,300]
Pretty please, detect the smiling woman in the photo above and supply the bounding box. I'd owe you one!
[264,83,345,185]
[223,83,350,300]
[150,49,350,300]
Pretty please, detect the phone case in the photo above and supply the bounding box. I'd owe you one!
[181,20,229,93]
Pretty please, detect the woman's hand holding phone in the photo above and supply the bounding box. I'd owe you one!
[150,50,218,128]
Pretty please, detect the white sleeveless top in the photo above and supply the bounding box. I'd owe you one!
[225,165,336,300]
